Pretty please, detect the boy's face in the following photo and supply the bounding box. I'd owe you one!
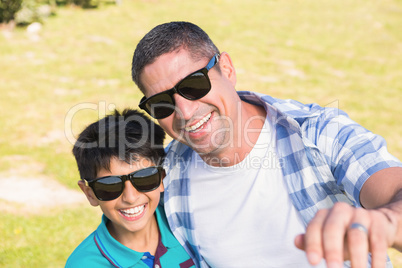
[79,157,164,239]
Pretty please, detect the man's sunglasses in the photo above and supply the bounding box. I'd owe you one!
[139,53,220,119]
[84,166,163,201]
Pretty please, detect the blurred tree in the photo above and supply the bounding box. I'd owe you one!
[0,0,23,23]
[14,0,55,25]
[57,0,99,8]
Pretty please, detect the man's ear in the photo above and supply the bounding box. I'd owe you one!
[218,52,237,86]
[78,180,100,207]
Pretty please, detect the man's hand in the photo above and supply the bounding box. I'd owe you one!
[294,202,398,268]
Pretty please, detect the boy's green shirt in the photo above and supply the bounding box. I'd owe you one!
[65,205,194,268]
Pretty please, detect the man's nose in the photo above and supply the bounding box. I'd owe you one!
[173,94,199,121]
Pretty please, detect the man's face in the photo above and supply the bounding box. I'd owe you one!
[140,49,239,157]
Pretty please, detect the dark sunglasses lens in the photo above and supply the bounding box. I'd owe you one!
[178,71,211,100]
[132,167,161,192]
[92,176,123,201]
[145,94,175,119]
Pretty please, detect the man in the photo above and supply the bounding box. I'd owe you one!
[131,21,402,267]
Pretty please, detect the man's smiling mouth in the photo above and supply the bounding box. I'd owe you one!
[184,113,212,132]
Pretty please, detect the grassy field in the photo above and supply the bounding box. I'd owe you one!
[1,0,401,267]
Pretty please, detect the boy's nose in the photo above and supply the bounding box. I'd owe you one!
[120,180,140,203]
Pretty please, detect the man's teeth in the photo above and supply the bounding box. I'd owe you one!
[120,205,145,217]
[185,113,211,132]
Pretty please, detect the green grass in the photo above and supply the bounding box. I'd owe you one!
[1,0,401,266]
[0,206,100,267]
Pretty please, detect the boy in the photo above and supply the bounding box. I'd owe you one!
[66,109,194,268]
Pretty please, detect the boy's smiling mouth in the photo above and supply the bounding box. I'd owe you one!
[119,204,146,218]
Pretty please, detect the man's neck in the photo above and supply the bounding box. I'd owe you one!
[201,101,267,167]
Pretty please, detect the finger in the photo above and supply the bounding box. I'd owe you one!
[294,233,305,251]
[369,211,389,268]
[322,202,353,268]
[304,209,328,265]
[346,208,370,268]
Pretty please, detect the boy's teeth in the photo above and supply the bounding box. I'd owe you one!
[185,113,211,132]
[120,205,145,217]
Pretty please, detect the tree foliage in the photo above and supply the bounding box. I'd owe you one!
[0,0,23,23]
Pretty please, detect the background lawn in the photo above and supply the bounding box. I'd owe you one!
[0,0,401,267]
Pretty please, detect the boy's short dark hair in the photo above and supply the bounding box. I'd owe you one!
[72,109,166,180]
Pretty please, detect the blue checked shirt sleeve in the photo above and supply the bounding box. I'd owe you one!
[301,104,402,204]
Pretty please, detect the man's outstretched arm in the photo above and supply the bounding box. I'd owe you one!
[295,167,402,268]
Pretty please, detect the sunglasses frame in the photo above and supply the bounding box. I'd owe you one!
[84,166,164,201]
[139,53,220,119]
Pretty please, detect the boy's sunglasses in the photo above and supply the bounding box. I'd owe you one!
[139,53,220,119]
[84,166,163,201]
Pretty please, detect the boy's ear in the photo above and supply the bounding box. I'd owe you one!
[159,181,164,193]
[160,171,165,193]
[78,180,100,207]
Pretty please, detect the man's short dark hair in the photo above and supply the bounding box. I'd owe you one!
[131,21,220,93]
[72,109,166,180]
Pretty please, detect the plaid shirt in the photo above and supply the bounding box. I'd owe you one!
[162,91,401,268]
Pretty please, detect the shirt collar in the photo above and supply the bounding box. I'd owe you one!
[94,205,181,267]
[95,215,144,267]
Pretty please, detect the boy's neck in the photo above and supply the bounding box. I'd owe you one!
[107,214,159,255]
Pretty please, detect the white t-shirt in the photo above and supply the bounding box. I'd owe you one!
[189,118,326,267]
